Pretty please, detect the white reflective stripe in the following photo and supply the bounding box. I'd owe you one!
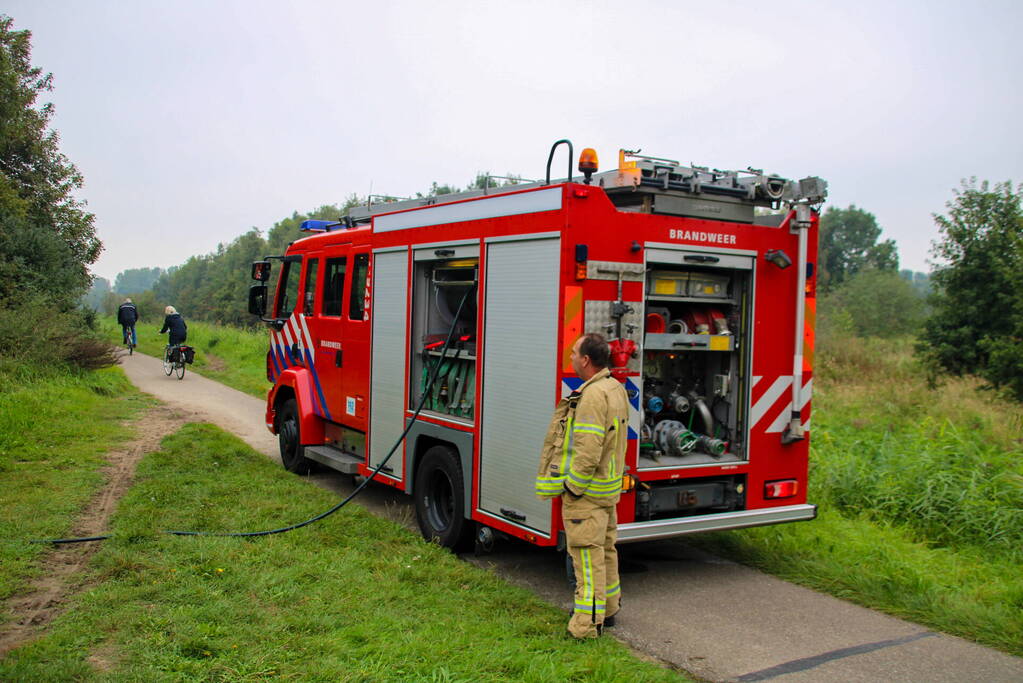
[750,376,791,429]
[297,314,315,354]
[281,320,296,354]
[766,378,814,433]
[291,314,302,350]
[271,330,287,365]
[626,377,641,443]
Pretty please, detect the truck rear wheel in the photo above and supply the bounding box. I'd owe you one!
[278,398,315,474]
[414,445,471,550]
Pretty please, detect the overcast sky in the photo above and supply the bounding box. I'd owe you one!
[8,0,1022,282]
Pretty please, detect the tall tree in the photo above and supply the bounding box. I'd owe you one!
[818,206,898,291]
[918,179,1023,399]
[114,266,164,294]
[0,15,100,307]
[81,275,110,311]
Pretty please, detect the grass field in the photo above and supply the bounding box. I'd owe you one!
[0,362,150,606]
[96,318,1023,656]
[1,422,688,681]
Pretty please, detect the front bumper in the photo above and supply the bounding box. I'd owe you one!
[616,503,817,544]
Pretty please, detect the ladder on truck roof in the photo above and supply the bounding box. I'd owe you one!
[339,147,827,228]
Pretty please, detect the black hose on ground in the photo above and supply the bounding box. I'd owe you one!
[30,284,476,545]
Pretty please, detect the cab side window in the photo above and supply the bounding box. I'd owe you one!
[302,258,319,315]
[275,260,300,318]
[322,257,347,317]
[349,253,369,321]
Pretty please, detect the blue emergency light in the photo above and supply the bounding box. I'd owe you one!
[300,220,341,232]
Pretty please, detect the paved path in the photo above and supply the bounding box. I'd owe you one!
[120,352,1023,682]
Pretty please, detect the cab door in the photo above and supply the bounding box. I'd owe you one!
[295,252,334,420]
[313,246,351,422]
[337,248,371,433]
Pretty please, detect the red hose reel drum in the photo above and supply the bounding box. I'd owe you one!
[646,312,666,333]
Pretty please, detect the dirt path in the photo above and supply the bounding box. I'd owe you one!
[0,404,182,656]
[60,353,1023,681]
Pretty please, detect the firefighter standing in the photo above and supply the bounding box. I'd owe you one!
[536,333,629,639]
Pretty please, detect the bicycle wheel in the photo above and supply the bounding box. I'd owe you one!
[163,347,174,376]
[175,357,185,380]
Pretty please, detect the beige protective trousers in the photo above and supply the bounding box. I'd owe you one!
[563,494,621,638]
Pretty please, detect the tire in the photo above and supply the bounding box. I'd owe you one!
[278,398,315,474]
[163,347,174,376]
[176,356,185,380]
[414,445,472,550]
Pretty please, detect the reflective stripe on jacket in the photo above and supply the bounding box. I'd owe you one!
[535,368,629,507]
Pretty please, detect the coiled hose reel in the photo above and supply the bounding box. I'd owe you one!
[651,419,728,458]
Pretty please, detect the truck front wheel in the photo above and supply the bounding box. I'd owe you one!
[278,398,315,474]
[414,445,471,550]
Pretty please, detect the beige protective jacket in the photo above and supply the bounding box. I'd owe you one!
[535,368,629,507]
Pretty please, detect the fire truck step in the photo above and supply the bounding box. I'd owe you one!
[303,445,363,474]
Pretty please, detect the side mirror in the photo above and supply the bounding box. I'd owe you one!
[251,260,271,281]
[248,284,268,316]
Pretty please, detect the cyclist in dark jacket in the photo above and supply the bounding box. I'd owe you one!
[160,306,188,345]
[117,298,139,345]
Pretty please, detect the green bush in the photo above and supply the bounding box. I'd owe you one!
[819,269,926,339]
[979,336,1023,403]
[918,179,1023,400]
[0,297,118,370]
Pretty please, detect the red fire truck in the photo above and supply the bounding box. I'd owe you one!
[248,141,826,550]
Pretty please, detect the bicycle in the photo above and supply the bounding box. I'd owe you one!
[122,325,136,356]
[163,344,186,380]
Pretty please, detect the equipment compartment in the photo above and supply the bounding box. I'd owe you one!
[639,255,752,469]
[409,255,478,421]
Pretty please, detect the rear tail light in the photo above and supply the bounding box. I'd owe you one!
[764,479,798,499]
[575,244,588,280]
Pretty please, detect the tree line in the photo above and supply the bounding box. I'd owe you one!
[90,188,1022,400]
[97,202,931,329]
[94,175,524,327]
